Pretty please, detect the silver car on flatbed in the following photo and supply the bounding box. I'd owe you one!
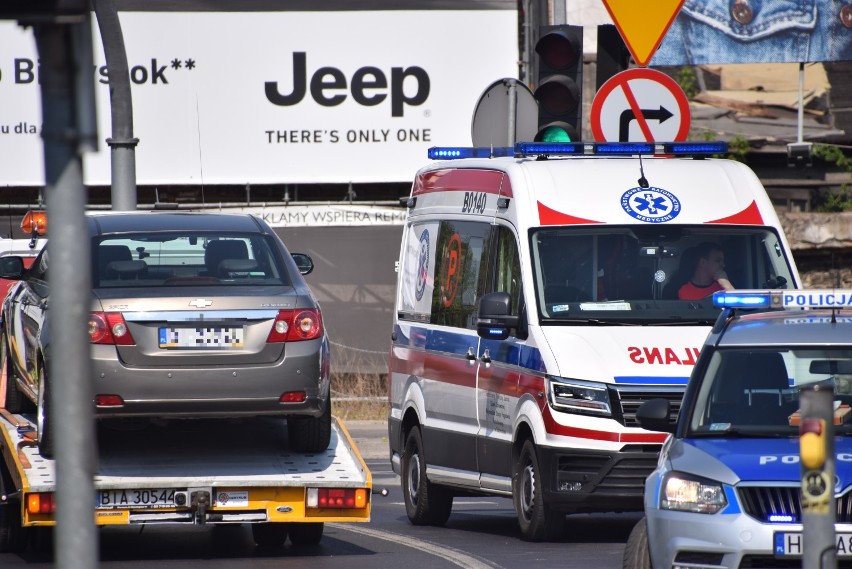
[0,211,331,458]
[625,289,852,569]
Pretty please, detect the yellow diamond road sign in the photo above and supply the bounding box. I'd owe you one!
[601,0,685,67]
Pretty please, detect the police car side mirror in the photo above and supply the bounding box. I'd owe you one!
[291,253,314,275]
[476,292,519,341]
[636,398,675,434]
[0,256,25,280]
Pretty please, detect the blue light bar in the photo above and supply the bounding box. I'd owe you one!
[713,290,774,309]
[768,514,795,523]
[427,147,513,160]
[429,141,730,160]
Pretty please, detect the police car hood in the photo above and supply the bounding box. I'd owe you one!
[669,438,852,488]
[539,326,711,384]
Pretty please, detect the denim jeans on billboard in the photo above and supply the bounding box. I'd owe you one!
[651,0,852,65]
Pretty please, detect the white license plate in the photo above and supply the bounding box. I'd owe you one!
[158,326,244,348]
[775,532,852,558]
[96,488,179,509]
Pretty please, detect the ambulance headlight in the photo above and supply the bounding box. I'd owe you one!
[661,472,727,514]
[547,377,611,416]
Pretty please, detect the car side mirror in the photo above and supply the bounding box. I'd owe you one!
[476,291,519,341]
[636,398,675,434]
[0,256,25,280]
[291,253,314,275]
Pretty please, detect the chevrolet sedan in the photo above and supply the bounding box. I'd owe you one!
[0,211,330,458]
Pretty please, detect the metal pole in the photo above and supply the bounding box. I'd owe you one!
[797,62,805,144]
[93,0,138,211]
[800,381,837,569]
[507,79,517,147]
[34,21,98,569]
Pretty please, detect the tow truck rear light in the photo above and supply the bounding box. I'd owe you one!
[89,312,135,345]
[266,309,323,343]
[21,210,48,236]
[27,492,56,515]
[95,394,125,407]
[306,488,368,509]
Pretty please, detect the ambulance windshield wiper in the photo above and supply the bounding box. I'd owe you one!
[545,318,639,326]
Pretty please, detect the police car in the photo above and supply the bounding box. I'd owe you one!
[626,289,852,568]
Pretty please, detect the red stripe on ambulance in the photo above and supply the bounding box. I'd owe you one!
[412,169,512,197]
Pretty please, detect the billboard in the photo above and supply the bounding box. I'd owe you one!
[0,3,517,186]
[650,0,852,65]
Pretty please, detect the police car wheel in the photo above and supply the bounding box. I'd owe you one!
[513,439,564,542]
[0,462,27,553]
[401,425,453,525]
[36,366,54,459]
[623,517,651,569]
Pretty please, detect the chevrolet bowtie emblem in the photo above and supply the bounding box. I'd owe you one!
[188,298,213,308]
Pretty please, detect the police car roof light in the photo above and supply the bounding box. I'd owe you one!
[429,141,730,160]
[427,147,514,160]
[712,290,774,309]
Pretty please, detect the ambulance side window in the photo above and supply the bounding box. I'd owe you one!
[397,221,439,323]
[430,221,491,330]
[492,225,522,318]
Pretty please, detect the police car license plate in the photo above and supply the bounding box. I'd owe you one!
[774,532,852,557]
[158,326,244,348]
[96,488,178,509]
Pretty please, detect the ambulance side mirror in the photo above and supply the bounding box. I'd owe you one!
[0,256,25,280]
[476,292,519,341]
[636,398,675,434]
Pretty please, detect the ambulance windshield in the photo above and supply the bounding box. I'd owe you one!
[530,226,795,324]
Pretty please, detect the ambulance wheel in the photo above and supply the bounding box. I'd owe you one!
[402,425,452,526]
[623,517,651,569]
[0,462,27,553]
[513,439,564,542]
[1,334,31,414]
[36,366,54,459]
[288,399,331,453]
[251,523,288,548]
[288,522,324,546]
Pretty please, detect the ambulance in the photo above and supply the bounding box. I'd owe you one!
[387,141,802,541]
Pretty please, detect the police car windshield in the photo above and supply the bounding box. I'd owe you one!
[688,348,852,437]
[530,226,795,324]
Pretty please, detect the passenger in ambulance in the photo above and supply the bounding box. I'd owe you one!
[677,242,735,300]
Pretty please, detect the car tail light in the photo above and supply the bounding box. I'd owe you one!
[306,488,368,509]
[279,391,306,403]
[95,394,125,407]
[89,312,135,345]
[27,492,56,514]
[266,309,323,343]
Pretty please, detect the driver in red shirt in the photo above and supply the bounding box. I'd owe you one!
[678,242,734,300]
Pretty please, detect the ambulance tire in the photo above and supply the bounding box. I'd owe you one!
[288,522,324,546]
[402,425,453,526]
[0,462,27,553]
[623,517,651,569]
[251,522,288,548]
[288,398,331,453]
[36,366,54,459]
[514,439,565,542]
[1,334,31,414]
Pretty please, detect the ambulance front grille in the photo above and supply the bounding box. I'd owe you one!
[612,387,684,428]
[738,485,852,523]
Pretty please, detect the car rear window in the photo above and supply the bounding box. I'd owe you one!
[93,233,290,288]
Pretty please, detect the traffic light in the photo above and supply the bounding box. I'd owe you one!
[534,25,583,142]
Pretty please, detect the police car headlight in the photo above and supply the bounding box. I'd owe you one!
[661,472,727,514]
[547,377,611,417]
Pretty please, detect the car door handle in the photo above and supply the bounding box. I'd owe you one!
[480,349,491,365]
[466,347,477,364]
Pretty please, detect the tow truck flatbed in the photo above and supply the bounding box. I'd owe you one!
[0,412,371,548]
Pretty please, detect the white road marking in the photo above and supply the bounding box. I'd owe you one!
[328,523,501,569]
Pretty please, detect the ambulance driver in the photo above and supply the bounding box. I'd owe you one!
[678,242,735,300]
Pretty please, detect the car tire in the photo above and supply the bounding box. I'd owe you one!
[287,522,324,546]
[287,399,331,453]
[623,517,651,569]
[0,462,27,553]
[401,425,453,526]
[1,334,32,414]
[251,523,288,548]
[36,366,54,459]
[513,438,564,542]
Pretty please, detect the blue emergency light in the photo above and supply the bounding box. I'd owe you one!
[428,141,729,160]
[714,289,852,310]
